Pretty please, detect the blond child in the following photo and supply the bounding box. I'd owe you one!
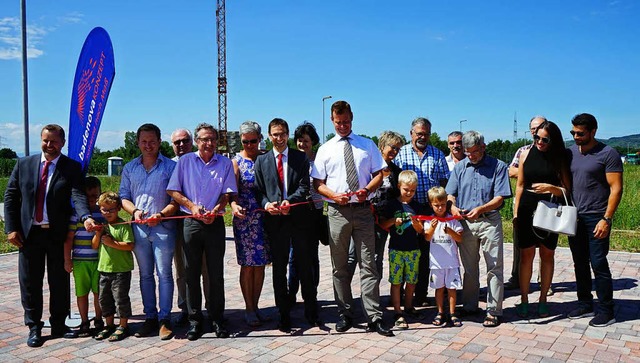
[63,176,105,337]
[93,192,135,342]
[424,186,464,327]
[379,170,425,330]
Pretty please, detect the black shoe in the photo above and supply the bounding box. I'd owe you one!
[27,328,43,347]
[305,313,322,327]
[186,324,202,341]
[278,316,291,333]
[51,325,74,339]
[504,279,520,290]
[335,315,352,333]
[174,311,189,327]
[211,321,229,338]
[589,313,616,327]
[77,321,91,338]
[366,320,394,337]
[135,318,159,338]
[93,318,105,333]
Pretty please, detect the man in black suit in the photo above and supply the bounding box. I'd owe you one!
[254,118,319,332]
[4,124,96,347]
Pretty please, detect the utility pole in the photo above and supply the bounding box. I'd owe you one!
[513,111,517,143]
[216,0,228,151]
[21,0,30,156]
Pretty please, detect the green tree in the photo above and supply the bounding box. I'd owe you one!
[0,148,18,159]
[430,132,448,154]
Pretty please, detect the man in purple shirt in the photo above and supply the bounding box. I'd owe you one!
[167,123,237,341]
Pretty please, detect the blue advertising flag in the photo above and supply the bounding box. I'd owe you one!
[68,27,115,174]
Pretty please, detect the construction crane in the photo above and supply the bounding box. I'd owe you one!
[216,0,228,150]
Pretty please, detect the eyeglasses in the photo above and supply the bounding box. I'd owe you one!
[570,130,586,137]
[533,135,551,144]
[241,139,259,145]
[173,138,190,146]
[100,207,119,214]
[197,137,217,144]
[448,141,462,145]
[412,132,430,138]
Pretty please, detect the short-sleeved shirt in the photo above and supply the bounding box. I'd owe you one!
[382,199,424,251]
[69,210,105,261]
[98,220,135,273]
[167,151,237,213]
[569,142,623,214]
[428,216,464,269]
[311,133,386,204]
[119,154,176,225]
[510,144,533,169]
[446,154,512,212]
[394,144,450,205]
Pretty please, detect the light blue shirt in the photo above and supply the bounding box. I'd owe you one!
[445,154,511,212]
[394,144,450,205]
[119,154,176,221]
[167,151,237,214]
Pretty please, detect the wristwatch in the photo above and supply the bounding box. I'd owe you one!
[81,214,93,223]
[602,217,612,226]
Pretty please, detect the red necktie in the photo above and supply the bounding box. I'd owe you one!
[277,153,284,195]
[35,160,51,223]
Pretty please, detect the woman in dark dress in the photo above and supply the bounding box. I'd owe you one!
[514,121,571,318]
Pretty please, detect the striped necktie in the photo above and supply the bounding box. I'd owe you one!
[342,137,359,193]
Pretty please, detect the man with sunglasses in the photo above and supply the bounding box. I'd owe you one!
[445,131,465,171]
[504,116,547,292]
[394,117,450,307]
[170,129,210,327]
[567,113,623,327]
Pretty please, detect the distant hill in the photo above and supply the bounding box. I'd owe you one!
[603,134,640,149]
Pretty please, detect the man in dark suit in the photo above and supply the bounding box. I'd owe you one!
[254,118,319,332]
[4,124,96,347]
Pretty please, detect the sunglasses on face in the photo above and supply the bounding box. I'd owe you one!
[173,138,190,146]
[570,130,586,137]
[533,135,551,144]
[241,139,259,145]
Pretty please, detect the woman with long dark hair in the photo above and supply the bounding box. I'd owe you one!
[513,120,571,318]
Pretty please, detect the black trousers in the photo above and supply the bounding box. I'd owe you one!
[182,218,226,324]
[19,226,70,329]
[266,215,318,320]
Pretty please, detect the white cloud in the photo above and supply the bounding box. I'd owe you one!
[58,12,84,25]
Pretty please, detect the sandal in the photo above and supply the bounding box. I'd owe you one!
[482,314,500,328]
[538,302,550,318]
[77,321,92,338]
[432,312,446,327]
[449,315,462,327]
[108,326,129,342]
[94,325,116,341]
[394,315,408,330]
[515,302,529,318]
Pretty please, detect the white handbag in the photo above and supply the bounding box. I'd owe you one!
[532,188,577,236]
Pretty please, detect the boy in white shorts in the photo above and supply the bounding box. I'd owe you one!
[424,186,463,327]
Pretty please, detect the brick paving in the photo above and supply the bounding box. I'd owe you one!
[1,227,639,362]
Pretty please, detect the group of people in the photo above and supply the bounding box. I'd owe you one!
[3,100,623,348]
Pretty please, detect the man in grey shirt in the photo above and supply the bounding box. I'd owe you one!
[446,131,512,327]
[566,113,623,327]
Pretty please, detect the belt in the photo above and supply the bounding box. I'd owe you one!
[332,201,371,208]
[32,224,50,229]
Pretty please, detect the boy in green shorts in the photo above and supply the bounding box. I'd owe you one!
[379,170,425,330]
[64,176,105,337]
[93,192,135,342]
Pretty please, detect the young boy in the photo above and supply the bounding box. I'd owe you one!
[424,186,463,327]
[379,170,425,330]
[93,192,135,342]
[64,176,105,337]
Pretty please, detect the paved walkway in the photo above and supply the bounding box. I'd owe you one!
[1,228,639,362]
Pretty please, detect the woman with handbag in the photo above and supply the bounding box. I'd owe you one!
[513,120,571,318]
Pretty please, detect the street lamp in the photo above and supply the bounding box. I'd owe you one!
[322,95,332,142]
[459,119,467,132]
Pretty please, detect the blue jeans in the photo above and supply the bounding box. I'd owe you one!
[568,213,614,315]
[132,223,176,321]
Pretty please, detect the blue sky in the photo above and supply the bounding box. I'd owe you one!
[1,0,639,154]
